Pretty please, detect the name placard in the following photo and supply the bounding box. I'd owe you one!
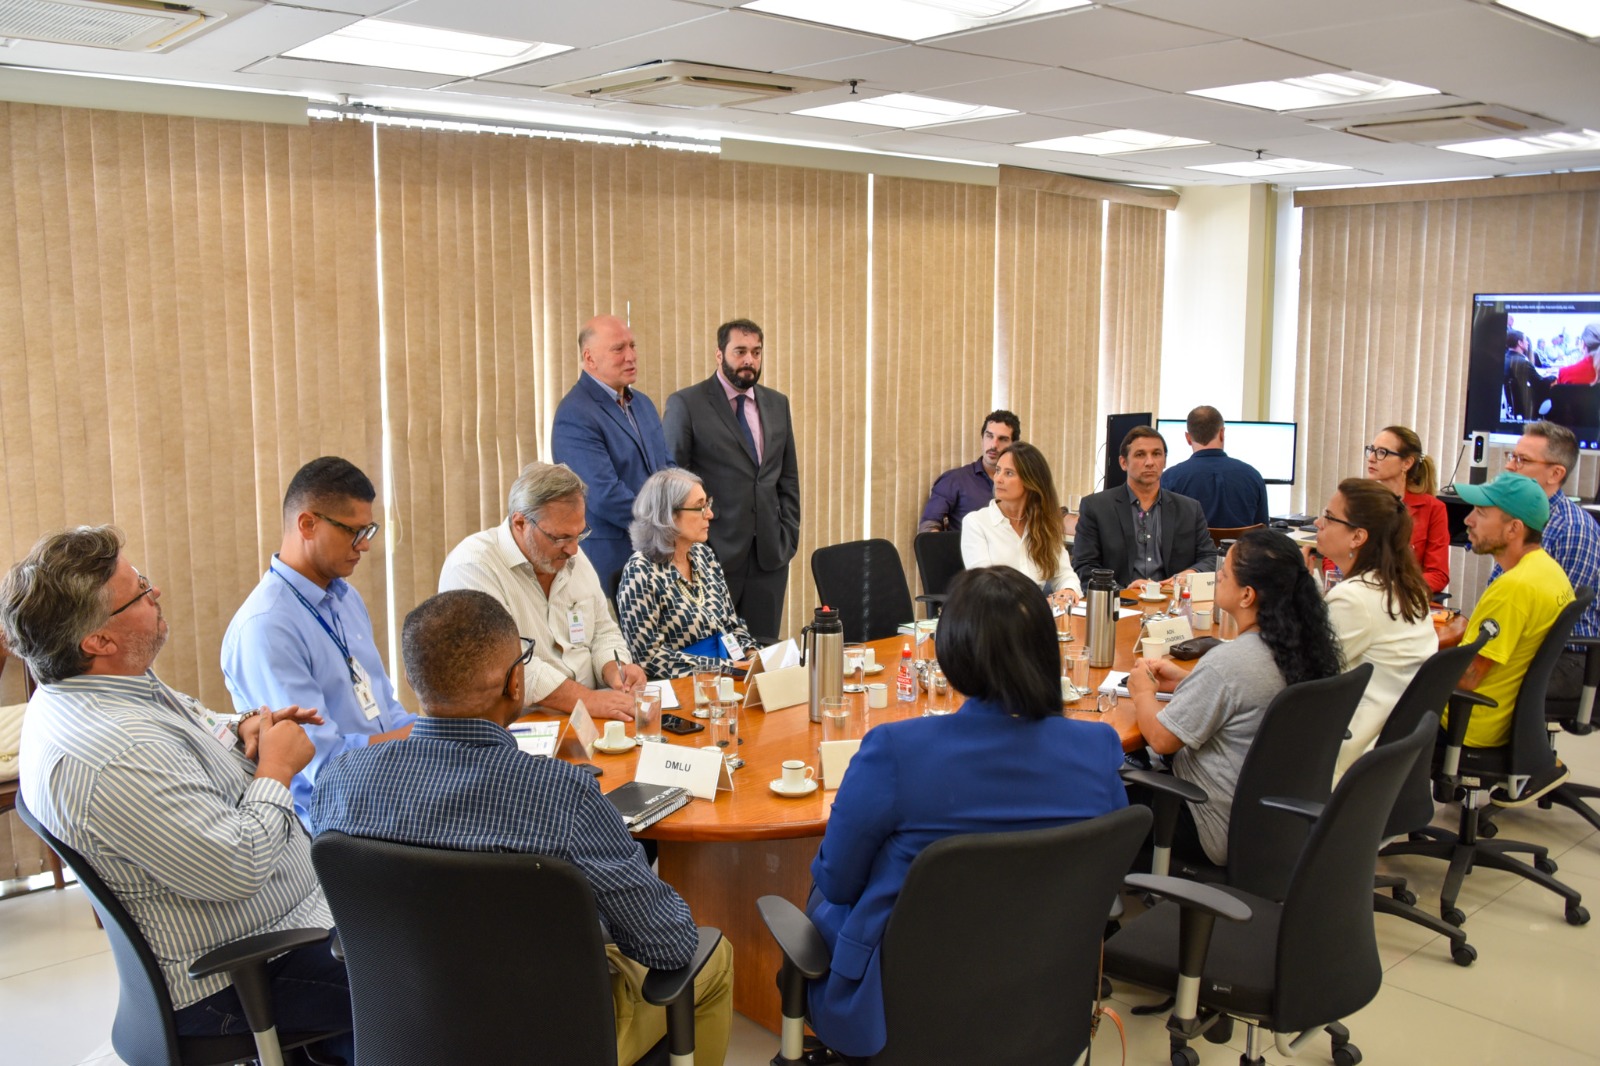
[635,741,732,800]
[1142,616,1194,647]
[819,739,861,790]
[1188,573,1215,600]
[568,700,600,759]
[746,663,809,712]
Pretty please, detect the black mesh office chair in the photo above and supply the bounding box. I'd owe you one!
[16,796,344,1066]
[910,531,963,618]
[311,832,721,1066]
[759,805,1151,1066]
[811,539,915,643]
[1535,633,1600,836]
[1381,589,1593,929]
[1105,714,1437,1066]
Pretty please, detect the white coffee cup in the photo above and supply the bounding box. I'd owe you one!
[781,759,816,790]
[863,647,877,670]
[603,720,628,746]
[867,682,888,708]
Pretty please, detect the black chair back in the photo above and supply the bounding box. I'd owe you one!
[1377,635,1488,837]
[1275,714,1436,1033]
[873,805,1152,1065]
[912,531,964,613]
[1224,665,1371,901]
[312,832,620,1065]
[811,539,915,643]
[1506,588,1593,776]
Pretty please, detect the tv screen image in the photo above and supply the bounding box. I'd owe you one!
[1155,419,1298,484]
[1463,293,1600,448]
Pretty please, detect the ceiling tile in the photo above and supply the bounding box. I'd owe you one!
[781,45,1046,90]
[933,6,1228,67]
[380,0,710,49]
[242,57,456,88]
[923,112,1106,144]
[1119,0,1465,40]
[919,66,1156,112]
[1070,39,1334,93]
[1041,94,1312,142]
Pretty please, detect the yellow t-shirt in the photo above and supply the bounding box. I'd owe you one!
[1450,549,1574,748]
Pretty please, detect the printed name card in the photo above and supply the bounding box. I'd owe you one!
[745,663,809,712]
[569,700,600,759]
[757,639,802,673]
[1143,616,1194,646]
[634,741,732,800]
[1188,573,1215,600]
[819,739,861,790]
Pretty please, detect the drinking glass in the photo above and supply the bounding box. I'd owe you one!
[1096,689,1119,715]
[924,666,954,716]
[820,696,854,745]
[843,643,866,693]
[1218,608,1240,641]
[708,699,736,750]
[634,686,663,743]
[693,669,720,716]
[1062,646,1089,703]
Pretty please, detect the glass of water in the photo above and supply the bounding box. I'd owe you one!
[693,669,720,717]
[924,666,954,716]
[820,696,855,744]
[634,686,663,743]
[1062,646,1089,702]
[843,643,866,693]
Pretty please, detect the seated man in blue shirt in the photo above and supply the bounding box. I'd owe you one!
[310,590,733,1066]
[1160,405,1269,529]
[918,409,1020,533]
[222,456,415,822]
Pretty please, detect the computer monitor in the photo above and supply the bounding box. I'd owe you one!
[1103,412,1153,490]
[1155,419,1298,484]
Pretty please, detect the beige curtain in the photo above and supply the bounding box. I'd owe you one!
[1102,202,1168,428]
[0,105,381,705]
[1295,177,1600,513]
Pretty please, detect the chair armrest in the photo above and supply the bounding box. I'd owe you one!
[757,895,831,980]
[1568,636,1600,648]
[188,927,332,981]
[641,927,723,1008]
[1444,690,1496,747]
[914,593,948,606]
[1120,768,1207,804]
[1260,796,1323,823]
[1123,875,1252,923]
[329,932,342,961]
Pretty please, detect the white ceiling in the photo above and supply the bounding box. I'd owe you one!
[3,0,1599,188]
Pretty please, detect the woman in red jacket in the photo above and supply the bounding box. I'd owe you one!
[1362,424,1450,595]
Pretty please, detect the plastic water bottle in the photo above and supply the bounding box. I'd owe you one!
[896,643,916,703]
[1174,588,1193,625]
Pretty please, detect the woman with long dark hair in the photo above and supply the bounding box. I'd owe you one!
[803,566,1125,1059]
[1127,528,1341,864]
[960,441,1080,604]
[1313,478,1438,779]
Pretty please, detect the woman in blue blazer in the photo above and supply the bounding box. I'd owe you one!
[805,566,1128,1059]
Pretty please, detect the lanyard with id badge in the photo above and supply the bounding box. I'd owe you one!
[272,565,382,720]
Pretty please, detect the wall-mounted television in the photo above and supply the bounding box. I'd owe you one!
[1463,292,1600,448]
[1155,419,1299,484]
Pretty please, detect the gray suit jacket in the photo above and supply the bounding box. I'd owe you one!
[663,376,800,575]
[1071,484,1217,588]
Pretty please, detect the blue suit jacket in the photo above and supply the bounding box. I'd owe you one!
[551,372,672,589]
[805,699,1128,1057]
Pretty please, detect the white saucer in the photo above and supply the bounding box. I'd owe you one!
[769,779,819,798]
[846,664,885,676]
[593,737,637,754]
[1140,590,1167,601]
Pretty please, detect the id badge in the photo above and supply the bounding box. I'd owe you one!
[567,606,587,646]
[720,633,744,660]
[350,657,380,720]
[199,709,239,752]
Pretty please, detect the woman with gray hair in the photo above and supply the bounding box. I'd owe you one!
[617,469,756,679]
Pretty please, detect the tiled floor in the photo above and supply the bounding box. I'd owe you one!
[7,732,1600,1065]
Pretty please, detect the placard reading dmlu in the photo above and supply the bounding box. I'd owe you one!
[634,740,732,800]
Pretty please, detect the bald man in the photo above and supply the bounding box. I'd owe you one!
[551,315,673,595]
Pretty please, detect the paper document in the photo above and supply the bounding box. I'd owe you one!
[1070,605,1142,620]
[1098,672,1173,701]
[644,680,679,709]
[508,721,561,757]
[759,639,802,672]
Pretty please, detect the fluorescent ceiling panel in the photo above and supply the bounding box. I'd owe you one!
[742,0,1090,42]
[284,19,572,77]
[1018,128,1207,154]
[1438,128,1600,158]
[1187,157,1351,176]
[1494,0,1600,38]
[1189,71,1439,112]
[794,91,1015,127]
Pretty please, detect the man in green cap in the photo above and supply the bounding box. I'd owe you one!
[1445,471,1574,751]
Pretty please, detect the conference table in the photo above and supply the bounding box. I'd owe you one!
[523,604,1163,1031]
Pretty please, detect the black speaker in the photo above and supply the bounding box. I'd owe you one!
[1104,412,1154,490]
[1469,431,1489,485]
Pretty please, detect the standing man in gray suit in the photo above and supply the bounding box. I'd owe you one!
[663,319,800,643]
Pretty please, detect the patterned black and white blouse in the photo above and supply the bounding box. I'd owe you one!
[617,543,758,680]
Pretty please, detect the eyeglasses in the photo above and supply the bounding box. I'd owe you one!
[503,636,536,697]
[1506,452,1556,469]
[533,519,592,546]
[675,497,715,514]
[1320,510,1361,531]
[315,512,380,547]
[1362,445,1401,461]
[108,569,154,618]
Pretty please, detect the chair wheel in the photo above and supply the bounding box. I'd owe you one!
[1451,942,1478,966]
[1204,1016,1234,1044]
[1442,906,1467,927]
[1333,1045,1364,1066]
[1566,903,1589,926]
[1390,887,1417,906]
[1538,796,1554,810]
[1536,856,1558,874]
[1170,1045,1200,1066]
[1479,819,1499,838]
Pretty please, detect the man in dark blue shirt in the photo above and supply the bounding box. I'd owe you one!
[919,410,1020,533]
[1160,406,1269,529]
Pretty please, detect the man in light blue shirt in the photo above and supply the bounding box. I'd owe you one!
[222,456,414,821]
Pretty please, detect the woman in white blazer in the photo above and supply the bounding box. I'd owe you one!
[961,441,1081,605]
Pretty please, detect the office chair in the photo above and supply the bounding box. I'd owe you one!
[910,531,963,618]
[810,539,915,643]
[1381,589,1593,929]
[758,806,1151,1066]
[1369,633,1492,967]
[15,796,344,1066]
[312,832,721,1066]
[1207,523,1264,551]
[1534,633,1600,837]
[1105,714,1437,1066]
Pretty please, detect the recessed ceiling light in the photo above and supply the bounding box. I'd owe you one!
[793,92,1016,128]
[1189,71,1438,112]
[1494,0,1600,38]
[1438,128,1600,158]
[1018,128,1208,155]
[742,0,1090,42]
[1187,158,1352,177]
[284,19,571,78]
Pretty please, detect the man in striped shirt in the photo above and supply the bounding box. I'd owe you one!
[2,526,353,1059]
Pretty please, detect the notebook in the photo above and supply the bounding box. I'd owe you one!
[604,781,691,833]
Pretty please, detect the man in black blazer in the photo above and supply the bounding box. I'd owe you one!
[663,319,800,643]
[1073,426,1217,588]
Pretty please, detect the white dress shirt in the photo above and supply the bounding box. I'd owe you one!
[438,520,632,705]
[960,499,1081,594]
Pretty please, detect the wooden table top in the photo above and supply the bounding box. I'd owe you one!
[521,608,1158,843]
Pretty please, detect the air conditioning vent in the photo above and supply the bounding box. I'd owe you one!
[548,61,836,109]
[1319,104,1558,145]
[0,0,245,52]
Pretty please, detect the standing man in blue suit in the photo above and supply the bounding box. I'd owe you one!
[551,314,673,596]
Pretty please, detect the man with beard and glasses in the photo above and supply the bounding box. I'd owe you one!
[663,319,799,643]
[438,462,646,721]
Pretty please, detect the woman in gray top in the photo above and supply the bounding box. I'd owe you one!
[1126,528,1342,864]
